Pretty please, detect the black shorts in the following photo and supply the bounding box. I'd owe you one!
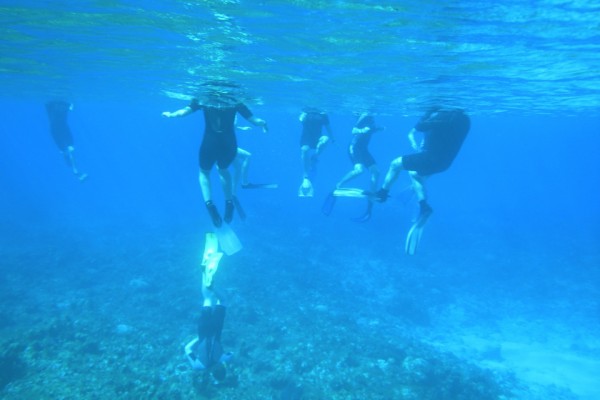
[402,151,451,176]
[199,137,237,170]
[300,133,326,149]
[51,128,74,151]
[349,145,376,168]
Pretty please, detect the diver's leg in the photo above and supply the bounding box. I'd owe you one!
[237,148,251,186]
[409,171,432,219]
[381,157,403,191]
[300,145,311,180]
[366,164,379,215]
[200,169,222,227]
[202,285,217,307]
[218,167,235,223]
[218,168,233,201]
[63,146,79,175]
[199,169,213,202]
[232,152,242,194]
[369,164,380,193]
[408,170,427,202]
[351,164,378,222]
[336,164,365,189]
[405,171,432,254]
[315,135,330,156]
[299,145,314,196]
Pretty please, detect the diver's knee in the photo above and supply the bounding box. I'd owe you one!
[317,136,329,147]
[390,157,403,171]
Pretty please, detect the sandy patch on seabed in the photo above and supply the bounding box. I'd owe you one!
[425,318,600,400]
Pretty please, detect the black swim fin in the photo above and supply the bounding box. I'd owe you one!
[241,183,278,189]
[405,203,433,255]
[232,196,246,221]
[351,201,373,223]
[224,200,234,224]
[206,201,222,228]
[321,192,337,216]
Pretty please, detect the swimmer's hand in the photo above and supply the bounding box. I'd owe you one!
[162,111,173,118]
[248,116,268,133]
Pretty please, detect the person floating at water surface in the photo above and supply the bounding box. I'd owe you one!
[375,106,470,255]
[298,107,333,197]
[45,100,88,182]
[232,117,279,192]
[323,112,384,222]
[185,233,233,384]
[162,83,268,227]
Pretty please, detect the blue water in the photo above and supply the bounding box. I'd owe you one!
[1,1,600,399]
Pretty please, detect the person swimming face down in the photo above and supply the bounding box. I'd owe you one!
[200,80,241,108]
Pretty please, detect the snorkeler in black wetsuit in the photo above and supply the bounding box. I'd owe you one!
[185,232,233,384]
[162,92,268,227]
[185,304,232,382]
[399,108,470,177]
[376,107,470,254]
[45,100,87,181]
[190,98,252,172]
[298,107,333,197]
[323,113,383,221]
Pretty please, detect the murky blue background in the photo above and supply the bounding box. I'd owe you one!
[1,1,599,399]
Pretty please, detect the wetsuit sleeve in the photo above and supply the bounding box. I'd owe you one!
[213,305,226,341]
[185,338,205,369]
[236,103,253,120]
[188,98,202,112]
[354,115,375,132]
[197,307,214,339]
[197,305,226,340]
[46,101,70,114]
[414,111,449,132]
[45,102,56,114]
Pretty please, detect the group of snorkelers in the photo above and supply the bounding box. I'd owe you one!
[47,88,469,255]
[161,89,469,385]
[161,87,469,255]
[45,100,88,182]
[45,83,469,386]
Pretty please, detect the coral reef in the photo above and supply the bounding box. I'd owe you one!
[0,221,593,399]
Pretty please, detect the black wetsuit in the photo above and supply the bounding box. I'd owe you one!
[45,101,73,151]
[402,109,470,176]
[189,305,226,369]
[300,111,330,148]
[349,115,376,168]
[189,99,253,170]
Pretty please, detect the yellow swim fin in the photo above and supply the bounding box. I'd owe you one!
[202,232,219,264]
[202,232,223,287]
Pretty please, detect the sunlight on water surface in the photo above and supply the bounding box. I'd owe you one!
[1,0,599,115]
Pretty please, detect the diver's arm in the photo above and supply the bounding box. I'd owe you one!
[408,128,420,151]
[414,110,445,131]
[353,121,381,135]
[185,338,206,370]
[185,338,199,356]
[219,351,234,364]
[248,116,268,133]
[162,106,193,118]
[324,123,334,141]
